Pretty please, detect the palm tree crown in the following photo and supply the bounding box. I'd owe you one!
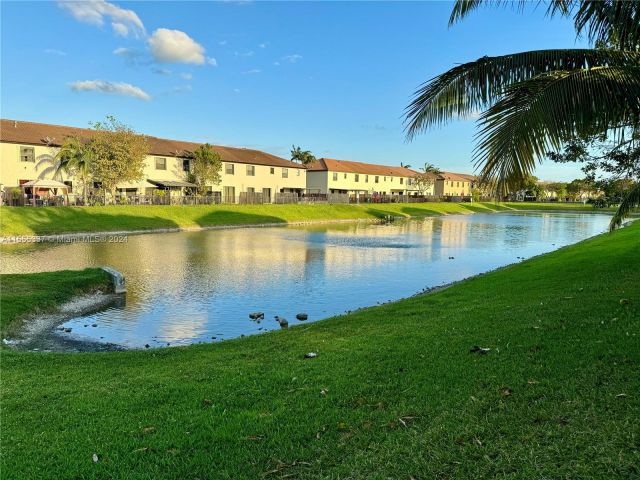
[290,145,317,165]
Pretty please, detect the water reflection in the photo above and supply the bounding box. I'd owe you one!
[0,212,611,348]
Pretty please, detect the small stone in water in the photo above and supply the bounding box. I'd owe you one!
[64,328,72,333]
[296,313,308,321]
[91,324,98,327]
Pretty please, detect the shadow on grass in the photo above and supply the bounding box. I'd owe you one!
[1,207,181,236]
[195,210,288,228]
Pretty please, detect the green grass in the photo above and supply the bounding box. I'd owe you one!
[2,202,515,237]
[0,269,111,338]
[2,223,638,479]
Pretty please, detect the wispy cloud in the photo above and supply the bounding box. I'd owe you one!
[282,54,303,63]
[180,72,193,80]
[234,50,254,57]
[44,48,67,56]
[69,80,151,101]
[273,61,280,66]
[244,69,261,74]
[233,88,240,93]
[218,40,227,46]
[152,67,172,75]
[258,43,268,49]
[58,0,145,38]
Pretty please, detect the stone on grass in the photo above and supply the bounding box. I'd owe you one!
[296,313,308,321]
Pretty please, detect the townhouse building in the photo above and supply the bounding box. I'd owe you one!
[306,158,424,196]
[0,119,306,203]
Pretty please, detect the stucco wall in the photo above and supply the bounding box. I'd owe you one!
[308,170,423,195]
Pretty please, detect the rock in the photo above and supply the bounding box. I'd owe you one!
[448,256,455,260]
[92,453,99,463]
[91,324,98,327]
[144,344,150,349]
[275,316,288,328]
[470,345,490,354]
[57,326,65,331]
[304,352,318,359]
[249,312,264,320]
[296,313,308,321]
[2,338,15,345]
[64,328,72,333]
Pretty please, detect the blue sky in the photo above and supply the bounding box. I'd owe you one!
[1,1,590,180]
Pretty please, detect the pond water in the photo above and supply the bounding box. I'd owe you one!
[1,212,611,349]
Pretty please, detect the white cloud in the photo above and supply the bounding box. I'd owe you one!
[234,50,254,57]
[273,61,280,66]
[258,43,267,49]
[282,54,302,63]
[180,72,193,80]
[69,80,151,101]
[153,67,173,75]
[58,0,145,37]
[206,57,217,66]
[44,48,67,56]
[233,88,240,93]
[113,47,137,57]
[148,28,209,64]
[244,69,261,74]
[218,40,227,46]
[171,84,192,93]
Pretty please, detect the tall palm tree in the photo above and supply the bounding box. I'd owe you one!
[405,0,640,230]
[290,145,317,165]
[55,136,93,200]
[421,163,441,175]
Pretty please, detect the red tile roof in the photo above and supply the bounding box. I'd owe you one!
[437,171,476,182]
[0,119,304,169]
[307,158,419,177]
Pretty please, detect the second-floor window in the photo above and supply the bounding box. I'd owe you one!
[375,176,379,183]
[282,168,288,178]
[400,178,404,185]
[270,167,275,174]
[182,159,190,172]
[354,174,359,182]
[226,163,234,175]
[20,146,35,162]
[155,157,167,170]
[333,172,338,181]
[365,175,369,183]
[247,165,255,176]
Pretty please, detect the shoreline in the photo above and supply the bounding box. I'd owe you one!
[0,206,613,244]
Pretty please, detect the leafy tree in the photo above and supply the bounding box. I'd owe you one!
[55,135,93,199]
[89,116,148,201]
[290,146,316,165]
[404,0,640,230]
[566,178,595,201]
[188,144,222,195]
[412,163,441,195]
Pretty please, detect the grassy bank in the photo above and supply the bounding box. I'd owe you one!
[2,224,638,478]
[0,269,111,338]
[0,202,516,237]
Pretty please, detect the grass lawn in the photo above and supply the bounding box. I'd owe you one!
[0,269,112,338]
[2,223,638,479]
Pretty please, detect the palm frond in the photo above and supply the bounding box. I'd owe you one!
[473,66,640,194]
[449,0,542,25]
[567,1,640,51]
[404,49,640,139]
[609,182,640,230]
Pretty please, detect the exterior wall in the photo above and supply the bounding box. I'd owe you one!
[0,141,306,200]
[434,178,472,197]
[308,170,420,195]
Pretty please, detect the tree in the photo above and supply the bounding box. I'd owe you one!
[55,135,93,200]
[290,145,316,165]
[567,178,595,201]
[89,116,148,201]
[412,163,440,195]
[188,144,222,195]
[404,0,640,230]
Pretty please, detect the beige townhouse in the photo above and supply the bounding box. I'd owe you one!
[0,119,306,203]
[306,158,423,196]
[434,172,475,198]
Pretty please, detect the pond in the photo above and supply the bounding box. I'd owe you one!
[1,212,611,349]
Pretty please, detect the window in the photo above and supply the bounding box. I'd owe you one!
[383,177,387,182]
[333,172,338,181]
[247,187,255,193]
[246,165,255,176]
[375,176,379,183]
[223,186,236,202]
[282,168,288,178]
[400,177,404,185]
[182,159,190,172]
[457,181,460,187]
[270,167,275,174]
[20,146,35,162]
[365,175,369,183]
[344,173,347,179]
[355,174,359,182]
[225,163,235,175]
[155,157,167,170]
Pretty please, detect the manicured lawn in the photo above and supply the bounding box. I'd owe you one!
[0,269,111,338]
[0,202,617,238]
[0,202,516,237]
[1,223,638,478]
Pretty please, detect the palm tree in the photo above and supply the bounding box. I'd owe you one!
[404,0,640,230]
[290,145,317,165]
[420,163,441,175]
[400,161,412,169]
[55,136,93,201]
